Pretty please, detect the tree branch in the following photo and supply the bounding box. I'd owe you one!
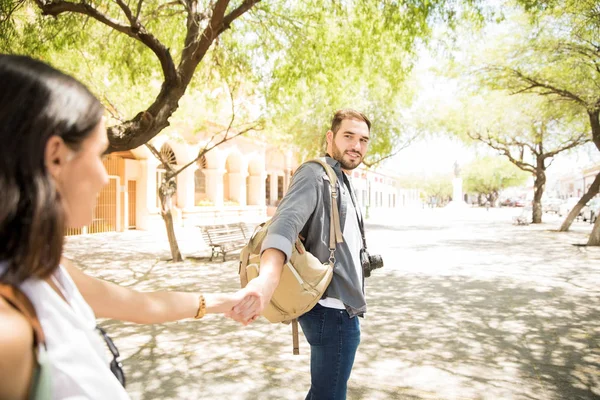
[114,0,138,26]
[171,123,261,180]
[541,131,591,159]
[145,142,174,174]
[362,131,419,168]
[467,130,536,174]
[506,67,587,105]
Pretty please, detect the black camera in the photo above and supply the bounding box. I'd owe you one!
[360,249,384,278]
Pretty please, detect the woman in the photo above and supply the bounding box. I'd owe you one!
[0,54,259,399]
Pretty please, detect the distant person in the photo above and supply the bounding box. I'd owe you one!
[0,54,259,399]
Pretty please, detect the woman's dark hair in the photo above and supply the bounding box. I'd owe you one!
[0,54,104,285]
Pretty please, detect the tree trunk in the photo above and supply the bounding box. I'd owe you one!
[587,211,600,245]
[532,164,545,224]
[159,180,183,262]
[491,191,499,207]
[559,172,600,232]
[589,110,600,151]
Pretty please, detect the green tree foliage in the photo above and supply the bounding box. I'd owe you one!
[421,174,453,206]
[473,1,600,237]
[259,0,491,165]
[462,156,528,205]
[461,91,588,223]
[0,0,493,160]
[0,0,262,152]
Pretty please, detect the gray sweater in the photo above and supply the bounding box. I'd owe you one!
[260,156,366,317]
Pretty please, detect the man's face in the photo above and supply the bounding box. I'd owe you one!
[326,118,370,172]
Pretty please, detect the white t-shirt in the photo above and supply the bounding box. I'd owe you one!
[319,175,363,310]
[1,263,130,399]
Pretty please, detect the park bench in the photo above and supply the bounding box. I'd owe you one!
[513,206,531,226]
[200,223,249,261]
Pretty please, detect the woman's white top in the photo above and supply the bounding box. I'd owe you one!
[1,263,130,399]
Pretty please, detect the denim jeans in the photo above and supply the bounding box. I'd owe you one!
[298,303,361,400]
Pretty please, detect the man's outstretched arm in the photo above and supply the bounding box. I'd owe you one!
[228,248,285,324]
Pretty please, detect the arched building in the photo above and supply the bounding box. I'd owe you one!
[67,131,420,236]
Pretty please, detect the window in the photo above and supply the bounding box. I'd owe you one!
[194,156,207,205]
[265,175,271,205]
[277,176,284,202]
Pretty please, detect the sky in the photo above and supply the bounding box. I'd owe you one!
[380,12,600,182]
[387,136,475,176]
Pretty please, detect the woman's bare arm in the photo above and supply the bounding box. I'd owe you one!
[62,259,258,324]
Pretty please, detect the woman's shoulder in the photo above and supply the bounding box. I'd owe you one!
[0,296,35,398]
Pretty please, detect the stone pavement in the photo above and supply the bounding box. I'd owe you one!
[64,207,600,400]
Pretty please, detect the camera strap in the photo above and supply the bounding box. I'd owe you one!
[343,173,368,251]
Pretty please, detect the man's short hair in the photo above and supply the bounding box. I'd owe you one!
[330,109,371,135]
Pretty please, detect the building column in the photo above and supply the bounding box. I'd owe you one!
[146,158,159,211]
[176,165,195,209]
[228,172,248,206]
[284,169,292,195]
[203,168,225,207]
[248,172,267,207]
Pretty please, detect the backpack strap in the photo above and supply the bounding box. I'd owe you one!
[307,159,344,260]
[291,319,300,355]
[286,159,343,355]
[0,283,46,348]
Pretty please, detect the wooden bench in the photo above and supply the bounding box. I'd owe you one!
[513,206,531,226]
[200,223,249,261]
[513,215,530,225]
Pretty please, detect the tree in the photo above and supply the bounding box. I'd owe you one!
[462,156,529,206]
[148,116,259,262]
[0,0,490,157]
[261,0,496,166]
[0,0,502,257]
[422,175,453,207]
[463,93,589,223]
[20,0,263,153]
[482,1,600,241]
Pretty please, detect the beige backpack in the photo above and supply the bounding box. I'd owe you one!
[238,159,343,354]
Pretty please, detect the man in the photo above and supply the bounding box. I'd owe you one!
[231,109,371,400]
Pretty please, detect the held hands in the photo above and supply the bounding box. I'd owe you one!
[225,248,284,325]
[226,278,270,326]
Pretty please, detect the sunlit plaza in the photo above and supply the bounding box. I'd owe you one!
[65,207,600,399]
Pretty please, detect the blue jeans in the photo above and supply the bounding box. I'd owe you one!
[298,303,361,400]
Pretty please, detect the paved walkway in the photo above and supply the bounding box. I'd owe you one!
[64,207,600,399]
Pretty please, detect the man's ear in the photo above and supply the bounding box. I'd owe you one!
[326,130,334,146]
[45,136,69,179]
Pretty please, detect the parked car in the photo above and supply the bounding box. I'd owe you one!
[542,197,562,214]
[500,198,516,207]
[558,197,583,218]
[581,198,600,223]
[514,198,527,207]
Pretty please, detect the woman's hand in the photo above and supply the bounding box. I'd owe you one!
[205,286,262,315]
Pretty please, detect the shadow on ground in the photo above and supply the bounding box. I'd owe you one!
[64,214,600,400]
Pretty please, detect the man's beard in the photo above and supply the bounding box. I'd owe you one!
[332,143,362,170]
